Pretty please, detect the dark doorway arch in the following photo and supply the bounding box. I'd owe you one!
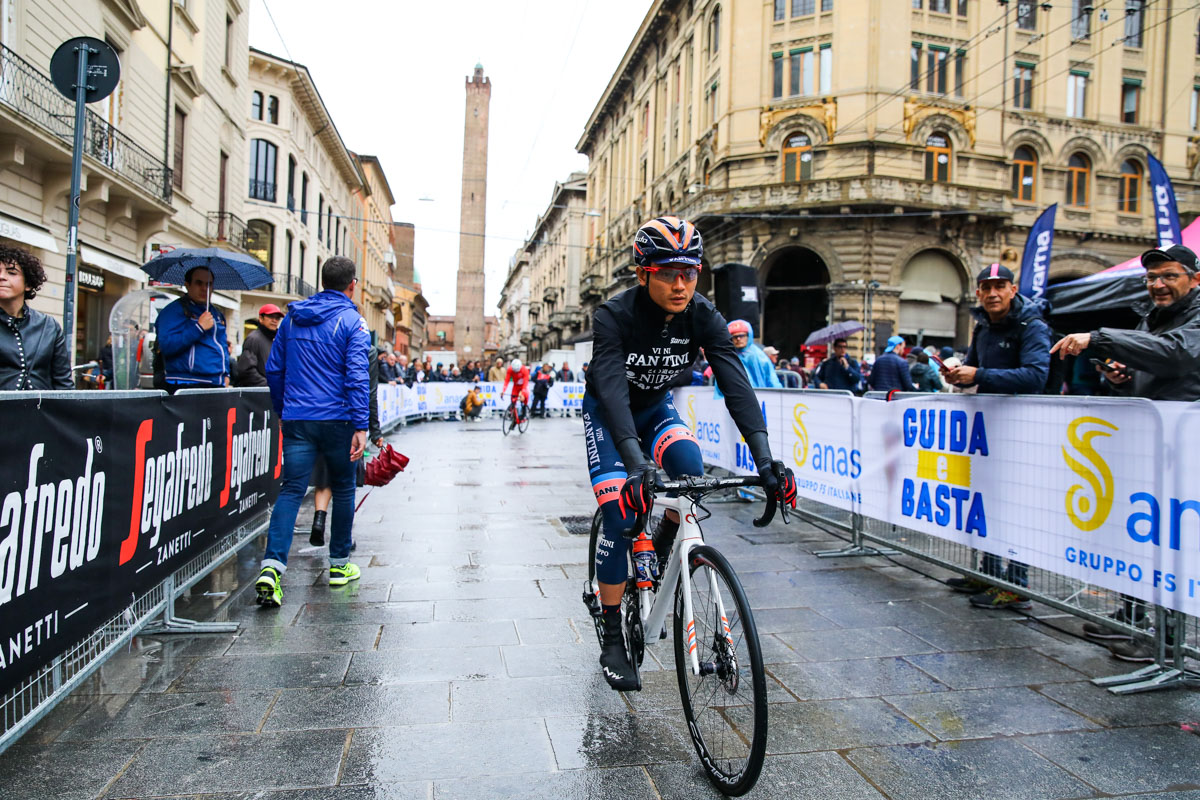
[761,247,829,357]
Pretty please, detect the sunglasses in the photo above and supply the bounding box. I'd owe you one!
[643,265,701,283]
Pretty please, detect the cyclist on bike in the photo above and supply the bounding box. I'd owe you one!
[585,215,797,690]
[501,357,531,423]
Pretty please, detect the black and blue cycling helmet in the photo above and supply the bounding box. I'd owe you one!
[633,216,703,267]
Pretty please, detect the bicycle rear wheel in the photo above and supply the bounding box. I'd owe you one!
[518,412,530,433]
[673,545,767,796]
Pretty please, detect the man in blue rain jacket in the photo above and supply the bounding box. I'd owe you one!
[255,256,370,608]
[155,266,228,389]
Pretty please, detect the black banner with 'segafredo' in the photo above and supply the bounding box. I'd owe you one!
[0,389,281,695]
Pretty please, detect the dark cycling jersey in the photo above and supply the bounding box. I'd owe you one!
[585,285,767,456]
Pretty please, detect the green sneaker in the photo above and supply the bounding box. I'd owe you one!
[255,567,283,607]
[329,562,361,586]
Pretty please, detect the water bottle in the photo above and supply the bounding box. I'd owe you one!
[633,533,656,588]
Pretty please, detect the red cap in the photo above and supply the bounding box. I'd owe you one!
[259,303,283,316]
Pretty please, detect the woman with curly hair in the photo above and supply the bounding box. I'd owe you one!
[0,245,71,389]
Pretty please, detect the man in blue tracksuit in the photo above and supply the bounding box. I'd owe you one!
[714,318,781,397]
[155,266,228,390]
[255,257,371,607]
[944,263,1051,610]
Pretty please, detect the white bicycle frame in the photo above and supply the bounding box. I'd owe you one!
[638,494,735,677]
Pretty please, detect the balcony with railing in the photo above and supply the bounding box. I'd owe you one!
[206,211,248,251]
[0,43,172,205]
[580,274,603,300]
[550,307,582,329]
[264,272,315,298]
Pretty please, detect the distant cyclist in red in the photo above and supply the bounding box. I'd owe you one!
[501,358,531,422]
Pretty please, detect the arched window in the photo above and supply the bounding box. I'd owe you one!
[782,133,813,183]
[1118,159,1143,213]
[248,139,277,201]
[924,132,951,182]
[709,6,721,58]
[1066,152,1090,208]
[246,219,274,269]
[267,95,279,125]
[251,91,262,120]
[1012,146,1037,202]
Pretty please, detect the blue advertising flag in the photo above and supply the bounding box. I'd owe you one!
[1018,204,1056,300]
[1147,153,1182,248]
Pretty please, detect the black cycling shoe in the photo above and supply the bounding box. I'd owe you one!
[599,613,639,691]
[600,640,639,691]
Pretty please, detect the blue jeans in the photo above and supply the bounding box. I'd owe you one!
[981,553,1028,589]
[263,420,357,573]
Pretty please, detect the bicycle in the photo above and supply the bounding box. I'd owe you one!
[500,397,530,436]
[582,471,787,796]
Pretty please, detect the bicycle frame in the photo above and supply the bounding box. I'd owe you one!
[638,494,734,677]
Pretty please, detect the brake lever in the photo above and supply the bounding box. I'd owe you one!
[752,487,777,528]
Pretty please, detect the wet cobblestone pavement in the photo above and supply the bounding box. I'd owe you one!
[4,416,1200,798]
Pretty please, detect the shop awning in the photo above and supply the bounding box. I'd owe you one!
[0,211,59,252]
[80,244,146,283]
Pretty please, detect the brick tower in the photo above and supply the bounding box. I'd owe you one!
[454,63,490,360]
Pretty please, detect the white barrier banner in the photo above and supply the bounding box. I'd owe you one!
[676,387,743,473]
[778,391,861,510]
[376,381,586,426]
[673,387,1199,616]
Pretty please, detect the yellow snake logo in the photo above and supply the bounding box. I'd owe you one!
[792,403,809,468]
[686,394,697,434]
[1063,416,1118,531]
[434,386,443,405]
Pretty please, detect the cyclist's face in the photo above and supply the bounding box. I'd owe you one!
[638,264,698,314]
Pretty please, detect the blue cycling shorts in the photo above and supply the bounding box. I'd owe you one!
[582,391,704,584]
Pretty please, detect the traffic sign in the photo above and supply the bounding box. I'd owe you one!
[49,37,121,103]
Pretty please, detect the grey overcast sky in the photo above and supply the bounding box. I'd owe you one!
[248,0,650,317]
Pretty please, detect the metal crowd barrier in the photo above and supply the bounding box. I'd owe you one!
[782,389,1198,695]
[0,510,269,753]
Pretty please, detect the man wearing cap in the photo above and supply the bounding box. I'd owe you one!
[236,303,284,387]
[1053,244,1200,403]
[1052,245,1200,661]
[867,335,916,393]
[944,263,1051,610]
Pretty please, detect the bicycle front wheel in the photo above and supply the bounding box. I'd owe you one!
[673,545,767,796]
[501,407,515,436]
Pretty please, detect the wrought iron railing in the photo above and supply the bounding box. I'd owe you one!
[270,272,314,297]
[0,43,172,202]
[206,211,248,250]
[248,179,276,202]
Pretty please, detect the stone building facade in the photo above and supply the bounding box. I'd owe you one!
[0,0,250,359]
[498,249,530,360]
[353,154,397,344]
[502,172,589,361]
[240,48,366,339]
[577,0,1200,356]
